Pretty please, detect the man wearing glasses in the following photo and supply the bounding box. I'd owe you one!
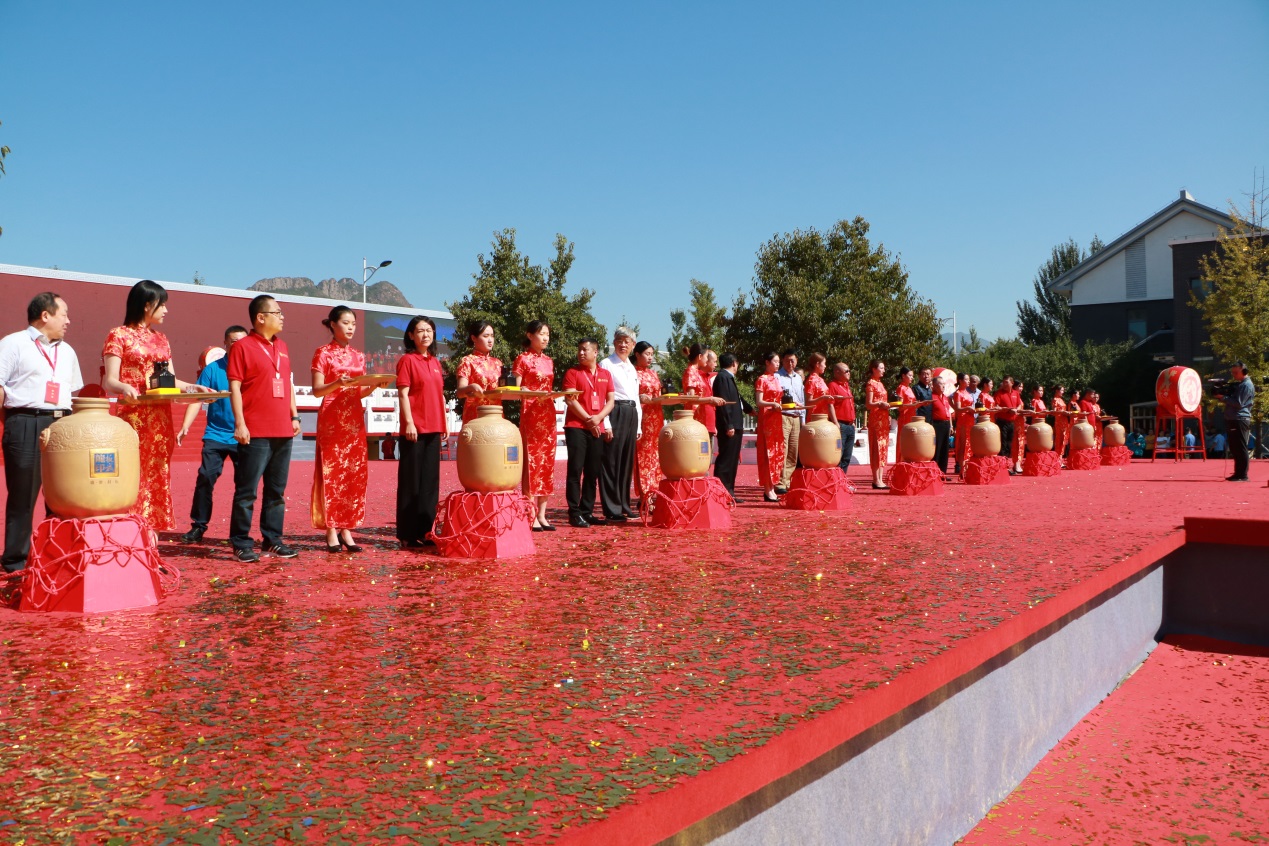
[226,295,301,562]
[826,362,856,470]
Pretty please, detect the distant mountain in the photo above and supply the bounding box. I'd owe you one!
[941,331,970,352]
[248,276,412,308]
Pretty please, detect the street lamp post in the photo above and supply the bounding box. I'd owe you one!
[362,257,393,304]
[938,311,958,355]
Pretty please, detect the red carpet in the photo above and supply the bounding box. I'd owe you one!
[0,456,1264,843]
[962,635,1269,844]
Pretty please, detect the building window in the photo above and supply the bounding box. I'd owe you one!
[1127,308,1147,341]
[1125,238,1146,298]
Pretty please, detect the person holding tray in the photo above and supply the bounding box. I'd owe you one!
[953,372,975,475]
[512,320,557,531]
[864,359,890,489]
[456,321,502,425]
[804,353,837,424]
[102,279,209,530]
[633,340,663,505]
[754,352,786,502]
[309,305,374,553]
[396,316,447,548]
[1050,384,1069,460]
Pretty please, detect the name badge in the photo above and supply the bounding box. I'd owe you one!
[272,378,285,398]
[44,381,60,405]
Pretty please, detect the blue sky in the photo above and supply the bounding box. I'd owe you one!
[2,1,1267,349]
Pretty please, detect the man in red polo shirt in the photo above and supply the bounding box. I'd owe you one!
[563,338,615,528]
[227,295,302,562]
[826,362,856,470]
[994,376,1023,473]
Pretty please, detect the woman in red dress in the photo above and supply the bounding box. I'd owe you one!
[953,372,975,475]
[456,321,503,426]
[804,353,837,423]
[894,366,916,461]
[397,316,448,548]
[1051,384,1069,459]
[310,305,373,552]
[865,359,891,489]
[633,341,664,503]
[512,320,556,531]
[102,280,207,530]
[754,352,786,502]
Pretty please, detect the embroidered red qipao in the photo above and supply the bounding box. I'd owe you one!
[457,353,503,425]
[513,351,555,497]
[683,366,715,434]
[954,387,975,469]
[1052,397,1069,457]
[310,342,368,530]
[866,378,890,471]
[756,373,786,489]
[103,325,176,530]
[634,367,663,499]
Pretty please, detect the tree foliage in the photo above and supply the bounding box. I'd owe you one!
[446,229,606,389]
[1195,198,1269,420]
[724,217,941,385]
[1015,237,1103,345]
[663,279,728,391]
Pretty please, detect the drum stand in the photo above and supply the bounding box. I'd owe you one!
[1151,412,1206,462]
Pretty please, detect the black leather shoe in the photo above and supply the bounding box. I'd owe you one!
[569,516,590,528]
[605,514,628,523]
[180,527,205,544]
[588,515,607,525]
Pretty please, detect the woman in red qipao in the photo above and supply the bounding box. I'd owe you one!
[512,320,556,531]
[754,352,786,502]
[456,321,503,426]
[865,360,891,489]
[894,367,917,461]
[804,353,838,423]
[953,372,975,475]
[1051,385,1069,460]
[396,316,448,548]
[633,341,664,504]
[310,305,374,553]
[102,280,209,530]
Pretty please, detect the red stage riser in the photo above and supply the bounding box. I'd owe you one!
[1100,445,1132,466]
[429,491,536,559]
[1068,447,1100,471]
[19,515,171,614]
[782,467,853,510]
[886,461,944,495]
[964,455,1010,485]
[1022,451,1062,477]
[646,477,733,529]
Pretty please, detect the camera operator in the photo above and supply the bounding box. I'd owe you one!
[1217,362,1255,481]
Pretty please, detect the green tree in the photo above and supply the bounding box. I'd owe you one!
[1015,237,1104,345]
[663,279,728,391]
[1195,197,1269,420]
[725,217,941,387]
[447,228,606,391]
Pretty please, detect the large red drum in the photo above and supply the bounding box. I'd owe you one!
[1156,366,1202,415]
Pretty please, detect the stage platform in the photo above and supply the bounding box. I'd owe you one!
[0,459,1265,844]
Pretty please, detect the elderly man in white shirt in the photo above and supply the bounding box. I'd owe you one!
[0,293,84,573]
[598,326,642,521]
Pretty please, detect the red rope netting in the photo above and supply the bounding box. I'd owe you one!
[884,461,944,495]
[782,467,855,509]
[428,491,536,557]
[15,515,176,612]
[1068,447,1101,471]
[964,455,1011,485]
[1023,450,1063,477]
[644,477,735,528]
[1100,445,1132,466]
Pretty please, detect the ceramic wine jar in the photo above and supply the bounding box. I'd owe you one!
[1025,421,1054,452]
[799,413,842,468]
[1103,420,1126,447]
[899,418,936,463]
[457,405,523,492]
[1070,415,1097,451]
[971,413,1001,456]
[659,409,711,479]
[39,397,140,518]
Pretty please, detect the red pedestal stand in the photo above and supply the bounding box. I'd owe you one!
[430,491,536,559]
[887,461,944,496]
[646,477,733,529]
[19,516,173,614]
[1067,447,1100,471]
[1023,450,1062,477]
[964,455,1010,486]
[783,467,853,510]
[1100,445,1132,466]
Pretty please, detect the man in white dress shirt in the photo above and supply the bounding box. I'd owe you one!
[599,326,642,521]
[0,293,84,573]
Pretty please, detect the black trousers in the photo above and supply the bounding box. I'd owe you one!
[1228,419,1251,479]
[189,440,238,530]
[933,419,951,473]
[2,414,56,572]
[229,436,293,551]
[600,402,637,518]
[714,429,743,497]
[397,433,441,543]
[565,427,604,519]
[838,422,856,469]
[998,420,1015,457]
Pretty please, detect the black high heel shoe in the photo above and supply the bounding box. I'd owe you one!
[339,535,364,553]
